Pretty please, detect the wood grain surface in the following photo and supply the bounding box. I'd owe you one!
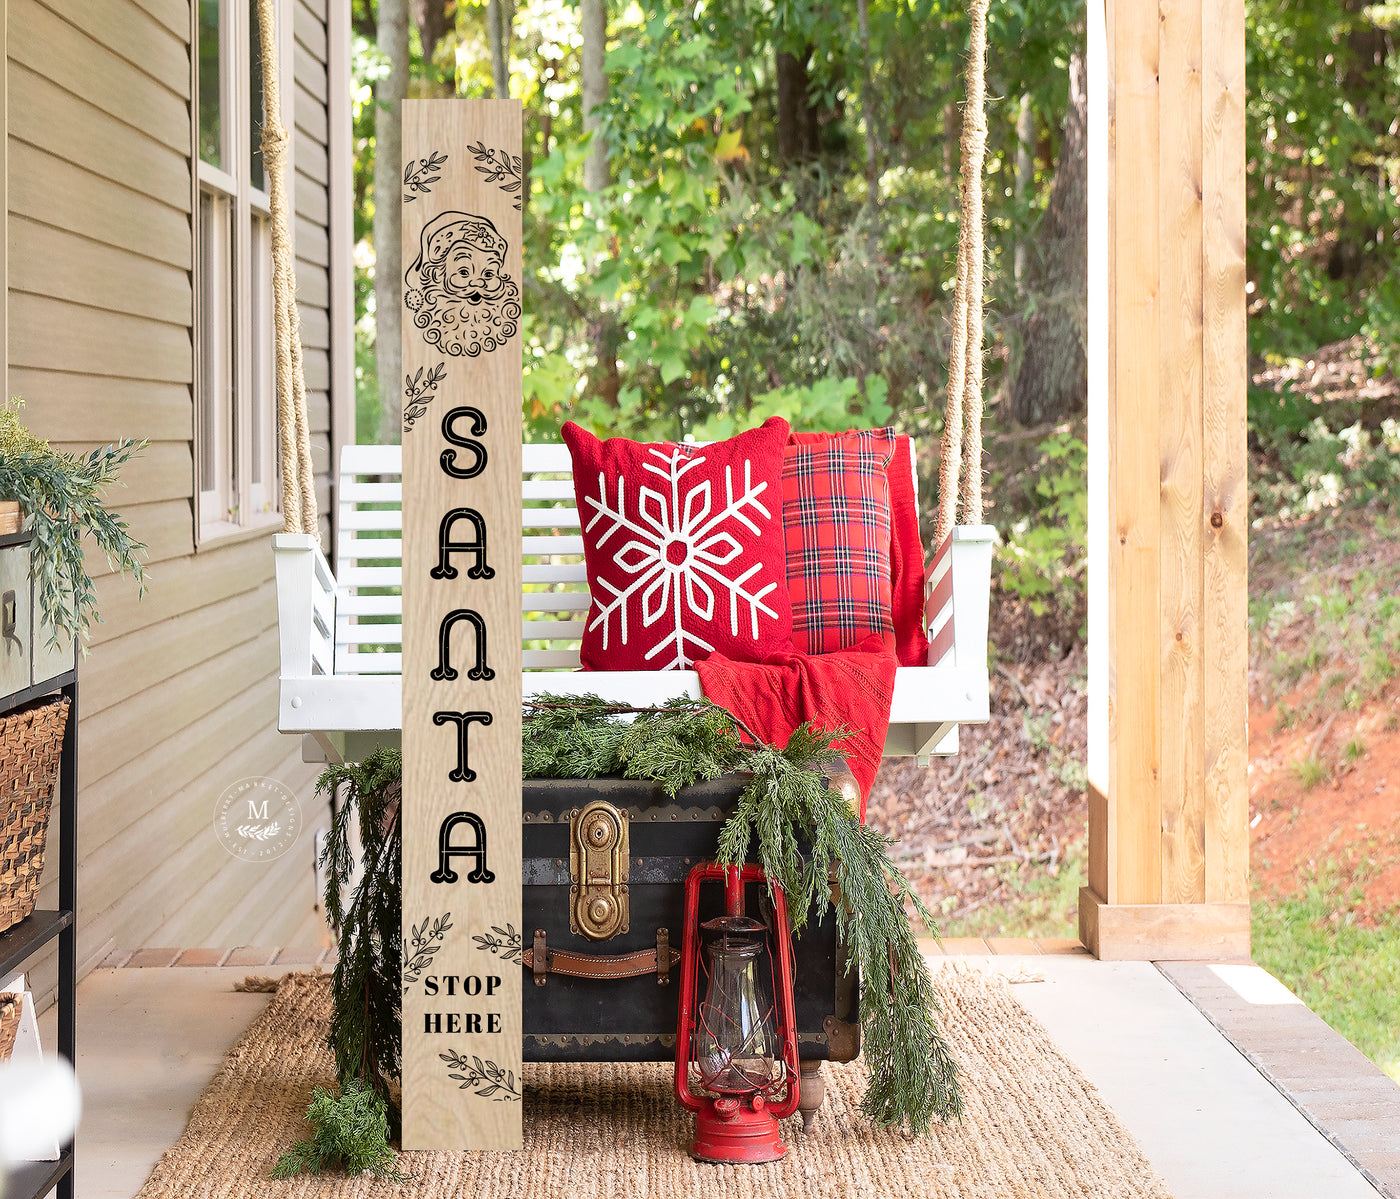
[400,98,523,1151]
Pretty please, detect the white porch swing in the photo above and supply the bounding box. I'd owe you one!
[267,0,996,766]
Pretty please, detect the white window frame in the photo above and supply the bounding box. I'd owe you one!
[194,0,291,544]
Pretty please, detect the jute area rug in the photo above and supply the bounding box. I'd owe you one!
[136,965,1172,1198]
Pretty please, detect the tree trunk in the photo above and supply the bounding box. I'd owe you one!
[580,0,615,406]
[412,0,453,94]
[776,49,820,164]
[581,0,608,192]
[857,0,878,208]
[1009,50,1088,427]
[1013,93,1034,281]
[487,0,511,98]
[373,0,410,444]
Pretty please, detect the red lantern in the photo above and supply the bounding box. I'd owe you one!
[674,863,801,1163]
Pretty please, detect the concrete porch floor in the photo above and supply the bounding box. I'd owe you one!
[28,953,1395,1199]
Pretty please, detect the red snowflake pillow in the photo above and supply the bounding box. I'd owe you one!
[561,417,793,670]
[782,429,896,655]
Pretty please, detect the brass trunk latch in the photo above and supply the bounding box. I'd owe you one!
[569,800,629,940]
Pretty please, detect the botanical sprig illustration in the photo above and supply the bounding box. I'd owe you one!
[472,924,522,964]
[440,1053,521,1102]
[403,362,448,430]
[236,822,282,842]
[403,150,447,203]
[402,912,453,994]
[466,141,523,210]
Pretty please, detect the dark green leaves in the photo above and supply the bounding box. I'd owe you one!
[271,1079,409,1181]
[0,403,147,653]
[315,748,404,1131]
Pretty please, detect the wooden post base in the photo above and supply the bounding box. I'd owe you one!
[1078,887,1250,961]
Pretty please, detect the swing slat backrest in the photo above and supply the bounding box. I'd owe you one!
[268,0,994,765]
[269,442,993,762]
[333,443,627,676]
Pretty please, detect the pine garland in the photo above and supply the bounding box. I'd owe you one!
[271,1079,411,1181]
[306,697,963,1162]
[315,749,405,1128]
[523,694,963,1132]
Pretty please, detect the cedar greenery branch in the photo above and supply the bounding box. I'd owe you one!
[286,697,961,1177]
[0,399,147,652]
[271,1079,412,1181]
[269,749,407,1181]
[522,694,963,1132]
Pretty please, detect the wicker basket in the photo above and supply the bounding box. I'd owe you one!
[0,994,20,1062]
[0,695,70,935]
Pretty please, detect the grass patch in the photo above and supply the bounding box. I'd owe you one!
[1253,876,1400,1083]
[933,846,1085,941]
[1249,518,1400,707]
[1291,754,1329,790]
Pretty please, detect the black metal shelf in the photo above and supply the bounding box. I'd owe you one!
[7,1148,73,1199]
[0,673,77,719]
[1,654,77,1199]
[0,910,73,982]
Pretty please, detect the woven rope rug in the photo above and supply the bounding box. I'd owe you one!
[136,964,1172,1198]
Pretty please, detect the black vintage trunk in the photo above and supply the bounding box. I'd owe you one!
[520,775,859,1064]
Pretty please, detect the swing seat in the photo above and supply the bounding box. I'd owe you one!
[273,444,994,764]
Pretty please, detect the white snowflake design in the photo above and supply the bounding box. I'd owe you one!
[581,447,781,669]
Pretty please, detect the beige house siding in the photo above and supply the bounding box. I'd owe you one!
[5,0,349,999]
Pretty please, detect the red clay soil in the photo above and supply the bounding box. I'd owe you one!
[866,502,1400,927]
[1249,680,1400,923]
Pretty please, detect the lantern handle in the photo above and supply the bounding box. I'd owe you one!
[724,865,743,917]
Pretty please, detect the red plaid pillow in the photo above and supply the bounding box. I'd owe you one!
[562,417,793,670]
[782,430,896,655]
[790,430,929,665]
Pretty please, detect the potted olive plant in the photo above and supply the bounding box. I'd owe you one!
[0,399,147,650]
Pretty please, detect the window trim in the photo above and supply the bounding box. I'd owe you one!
[193,0,293,548]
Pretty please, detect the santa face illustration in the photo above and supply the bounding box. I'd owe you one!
[404,211,521,358]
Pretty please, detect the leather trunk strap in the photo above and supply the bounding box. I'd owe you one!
[522,945,682,981]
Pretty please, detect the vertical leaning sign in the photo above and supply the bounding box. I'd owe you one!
[400,98,523,1151]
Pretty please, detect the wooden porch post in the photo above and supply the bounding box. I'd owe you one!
[1081,0,1250,960]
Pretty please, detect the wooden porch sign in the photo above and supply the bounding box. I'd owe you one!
[401,99,523,1151]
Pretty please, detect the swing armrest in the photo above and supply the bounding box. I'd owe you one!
[947,524,995,669]
[273,533,337,680]
[925,525,996,669]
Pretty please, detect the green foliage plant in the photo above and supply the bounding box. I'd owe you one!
[998,431,1087,621]
[0,399,147,650]
[274,749,406,1179]
[1247,2,1400,366]
[313,703,962,1150]
[271,1080,410,1181]
[315,748,404,1125]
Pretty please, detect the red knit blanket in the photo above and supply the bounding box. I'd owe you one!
[695,635,896,819]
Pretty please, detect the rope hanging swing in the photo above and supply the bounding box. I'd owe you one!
[258,0,987,552]
[936,0,990,550]
[257,0,319,543]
